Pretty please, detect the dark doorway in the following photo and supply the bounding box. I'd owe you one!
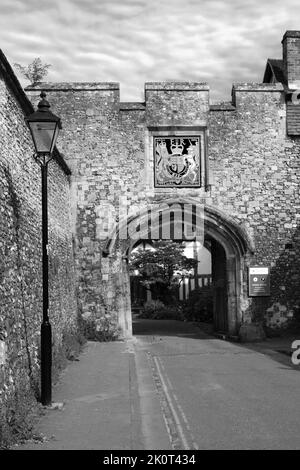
[211,238,228,332]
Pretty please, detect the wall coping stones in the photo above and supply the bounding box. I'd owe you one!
[282,30,300,41]
[0,49,32,114]
[26,82,120,91]
[232,82,284,92]
[145,82,209,91]
[0,49,71,176]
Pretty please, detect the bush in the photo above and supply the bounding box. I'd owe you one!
[0,328,87,449]
[52,330,87,382]
[62,330,86,360]
[82,314,121,342]
[0,378,40,449]
[140,300,164,318]
[181,287,213,322]
[140,300,183,320]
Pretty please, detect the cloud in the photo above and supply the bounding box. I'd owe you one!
[1,0,300,101]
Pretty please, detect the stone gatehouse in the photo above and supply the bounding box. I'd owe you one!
[1,29,300,365]
[22,30,299,340]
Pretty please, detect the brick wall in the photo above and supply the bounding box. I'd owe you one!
[282,30,300,88]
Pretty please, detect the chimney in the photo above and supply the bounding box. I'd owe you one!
[282,30,300,89]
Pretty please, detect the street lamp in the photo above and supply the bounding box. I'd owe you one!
[25,91,62,406]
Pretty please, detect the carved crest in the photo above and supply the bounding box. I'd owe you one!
[154,137,201,188]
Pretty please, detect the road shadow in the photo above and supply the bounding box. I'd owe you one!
[132,316,300,371]
[132,316,215,339]
[233,333,300,371]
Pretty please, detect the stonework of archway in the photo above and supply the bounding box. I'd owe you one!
[103,200,254,338]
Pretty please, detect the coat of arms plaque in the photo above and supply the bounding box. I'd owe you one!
[154,136,201,188]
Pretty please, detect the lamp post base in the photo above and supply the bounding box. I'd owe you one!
[41,321,52,406]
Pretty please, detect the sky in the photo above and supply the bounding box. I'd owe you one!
[1,0,300,103]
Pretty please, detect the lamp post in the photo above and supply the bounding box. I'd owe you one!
[25,91,62,406]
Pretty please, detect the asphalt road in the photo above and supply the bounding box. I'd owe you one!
[133,318,300,450]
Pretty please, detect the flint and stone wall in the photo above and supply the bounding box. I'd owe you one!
[0,69,78,419]
[26,79,300,334]
[209,84,300,328]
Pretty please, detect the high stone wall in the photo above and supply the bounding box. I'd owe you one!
[0,62,78,444]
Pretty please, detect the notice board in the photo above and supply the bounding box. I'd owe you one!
[248,266,270,297]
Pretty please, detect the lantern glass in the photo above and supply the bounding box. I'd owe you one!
[28,120,60,155]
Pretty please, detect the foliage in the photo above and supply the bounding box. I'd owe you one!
[129,241,197,303]
[181,286,213,322]
[14,58,51,85]
[140,300,184,320]
[52,330,87,383]
[0,378,40,449]
[82,314,121,342]
[139,299,164,319]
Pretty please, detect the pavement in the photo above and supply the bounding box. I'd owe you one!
[11,333,171,450]
[11,319,300,451]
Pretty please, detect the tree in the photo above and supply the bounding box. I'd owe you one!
[129,240,197,303]
[14,58,51,85]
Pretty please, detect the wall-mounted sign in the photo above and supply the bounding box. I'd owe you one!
[248,266,270,297]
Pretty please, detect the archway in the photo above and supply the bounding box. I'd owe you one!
[103,199,254,337]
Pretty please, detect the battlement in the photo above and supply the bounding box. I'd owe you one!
[25,80,285,113]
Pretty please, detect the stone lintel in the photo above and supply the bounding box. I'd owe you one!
[148,125,207,132]
[119,102,146,111]
[210,102,236,111]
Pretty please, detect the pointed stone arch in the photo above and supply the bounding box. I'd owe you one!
[103,199,254,256]
[102,199,254,337]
